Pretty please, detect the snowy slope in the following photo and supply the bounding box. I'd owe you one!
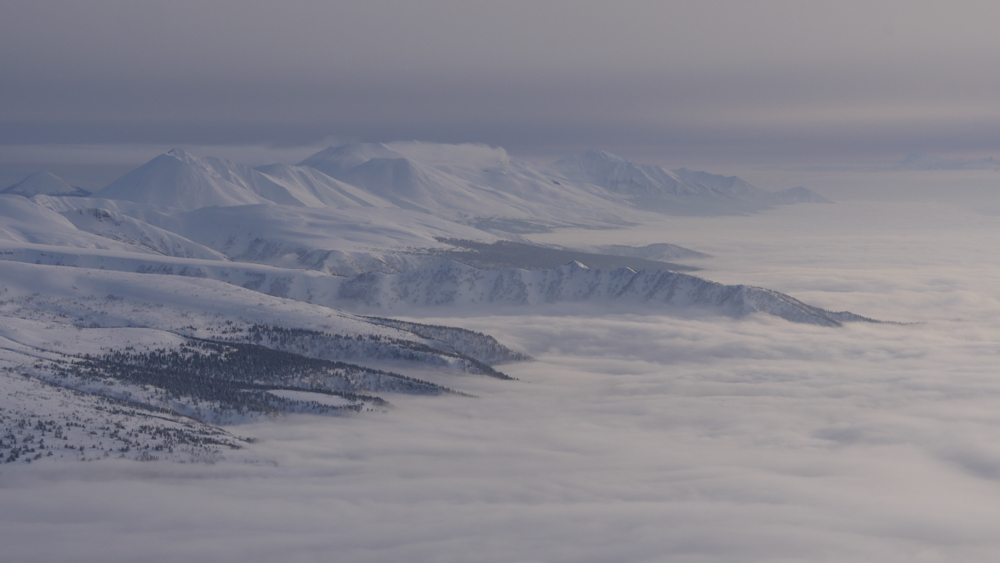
[95,149,273,210]
[0,369,246,464]
[297,145,639,226]
[28,194,495,274]
[0,243,871,327]
[0,195,160,253]
[1,171,91,197]
[294,143,829,224]
[0,276,473,455]
[84,143,830,237]
[254,163,394,208]
[338,156,531,217]
[93,148,400,211]
[0,195,230,260]
[554,150,696,198]
[297,142,407,178]
[0,258,522,371]
[0,257,528,443]
[145,204,497,274]
[330,261,872,326]
[58,207,230,260]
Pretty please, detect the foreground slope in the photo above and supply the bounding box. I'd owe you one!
[0,258,531,463]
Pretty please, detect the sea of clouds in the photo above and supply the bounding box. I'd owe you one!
[3,200,1000,562]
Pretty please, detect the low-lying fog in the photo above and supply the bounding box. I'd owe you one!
[4,200,1000,562]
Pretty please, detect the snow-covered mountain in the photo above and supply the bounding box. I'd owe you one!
[86,143,830,229]
[1,171,91,197]
[0,194,167,252]
[253,163,392,208]
[59,206,231,261]
[0,256,531,460]
[302,144,633,224]
[330,261,872,326]
[0,241,874,327]
[297,142,407,178]
[553,150,830,212]
[95,149,274,209]
[0,140,856,465]
[554,150,698,198]
[94,148,397,211]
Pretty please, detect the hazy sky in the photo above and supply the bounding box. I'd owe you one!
[3,1,1000,164]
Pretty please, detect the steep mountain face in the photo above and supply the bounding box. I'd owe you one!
[554,150,694,198]
[254,163,393,208]
[331,261,872,326]
[2,171,91,197]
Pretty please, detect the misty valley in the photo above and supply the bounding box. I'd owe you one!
[2,143,1000,561]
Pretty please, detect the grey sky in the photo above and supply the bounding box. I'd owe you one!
[3,0,1000,163]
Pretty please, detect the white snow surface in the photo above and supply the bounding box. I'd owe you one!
[94,149,274,210]
[23,194,495,274]
[0,195,160,253]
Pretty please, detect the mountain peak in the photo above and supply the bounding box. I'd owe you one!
[582,149,625,162]
[1,170,91,197]
[166,148,199,163]
[94,150,271,210]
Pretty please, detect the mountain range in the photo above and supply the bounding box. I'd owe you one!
[0,141,859,463]
[5,144,830,221]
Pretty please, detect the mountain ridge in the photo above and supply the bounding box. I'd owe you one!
[2,171,91,197]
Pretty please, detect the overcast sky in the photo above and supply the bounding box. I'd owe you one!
[3,0,1000,164]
